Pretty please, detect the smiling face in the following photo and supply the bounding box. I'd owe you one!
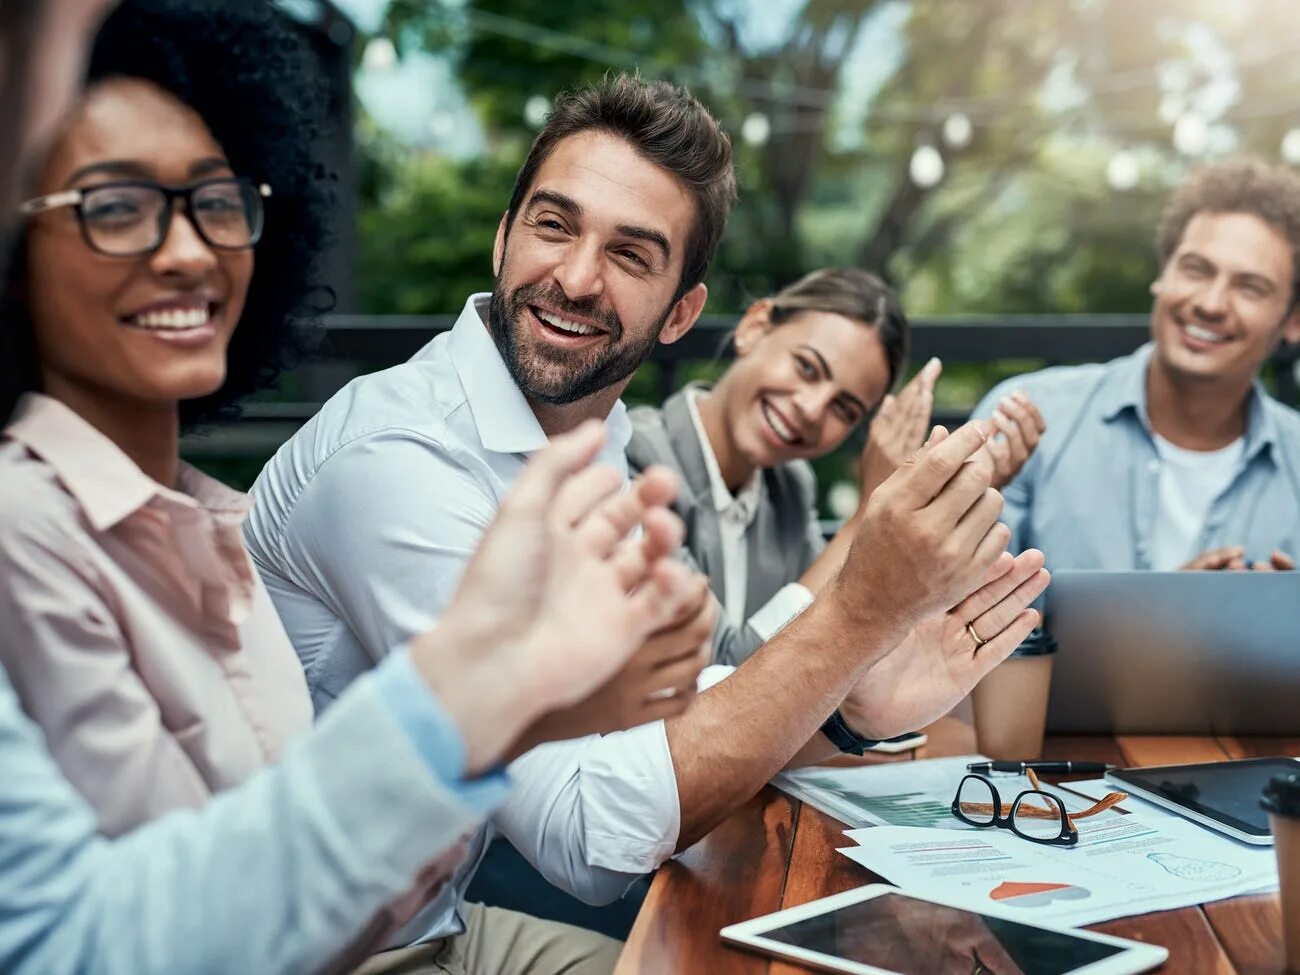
[1150,210,1300,388]
[490,130,707,407]
[22,76,252,415]
[715,302,892,469]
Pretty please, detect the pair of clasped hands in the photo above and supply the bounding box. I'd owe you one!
[413,413,1047,775]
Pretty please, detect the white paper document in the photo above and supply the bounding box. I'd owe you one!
[838,813,1278,927]
[775,755,987,829]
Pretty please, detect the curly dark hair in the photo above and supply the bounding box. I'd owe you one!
[0,0,333,427]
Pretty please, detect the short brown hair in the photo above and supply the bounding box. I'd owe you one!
[1157,158,1300,302]
[768,267,910,392]
[505,73,737,298]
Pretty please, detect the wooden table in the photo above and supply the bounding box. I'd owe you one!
[616,719,1299,974]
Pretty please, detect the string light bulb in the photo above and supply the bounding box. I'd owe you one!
[942,112,973,149]
[741,112,771,147]
[909,144,945,188]
[1105,151,1140,191]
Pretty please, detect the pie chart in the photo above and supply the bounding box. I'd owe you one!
[989,880,1092,908]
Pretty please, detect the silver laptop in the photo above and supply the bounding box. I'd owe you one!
[1045,570,1300,734]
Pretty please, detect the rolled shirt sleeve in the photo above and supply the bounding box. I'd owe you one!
[259,430,690,901]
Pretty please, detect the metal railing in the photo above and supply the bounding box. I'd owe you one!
[181,313,1300,457]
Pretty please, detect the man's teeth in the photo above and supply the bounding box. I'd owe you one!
[763,402,799,444]
[128,307,211,330]
[537,309,599,336]
[1184,323,1228,344]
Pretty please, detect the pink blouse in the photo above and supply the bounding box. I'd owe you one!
[0,394,313,836]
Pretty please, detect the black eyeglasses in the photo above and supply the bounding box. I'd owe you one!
[951,770,1128,847]
[19,177,271,257]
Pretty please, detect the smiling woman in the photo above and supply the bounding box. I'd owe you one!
[0,0,332,839]
[0,0,330,429]
[626,266,916,663]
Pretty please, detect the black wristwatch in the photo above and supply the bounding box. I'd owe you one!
[819,708,881,756]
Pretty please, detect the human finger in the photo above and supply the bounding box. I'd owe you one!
[1002,396,1043,451]
[953,549,1045,622]
[895,421,991,507]
[967,610,1041,679]
[1182,546,1244,571]
[642,579,715,653]
[610,507,684,591]
[1012,390,1046,434]
[947,485,1003,556]
[961,522,1015,587]
[619,560,697,636]
[904,387,934,449]
[919,357,943,392]
[968,568,1051,645]
[1272,550,1296,570]
[501,420,605,518]
[571,465,679,559]
[928,454,996,529]
[991,404,1029,464]
[648,652,707,699]
[553,464,625,532]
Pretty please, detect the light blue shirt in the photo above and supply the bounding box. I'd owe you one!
[0,650,509,975]
[973,343,1300,571]
[244,293,683,933]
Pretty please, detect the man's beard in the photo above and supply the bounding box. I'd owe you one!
[488,277,669,406]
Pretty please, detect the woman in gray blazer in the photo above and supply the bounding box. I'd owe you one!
[628,268,941,664]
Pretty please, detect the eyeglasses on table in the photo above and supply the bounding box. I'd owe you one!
[950,768,1128,846]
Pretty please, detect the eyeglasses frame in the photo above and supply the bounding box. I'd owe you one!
[19,177,272,257]
[951,772,1079,846]
[950,770,1129,847]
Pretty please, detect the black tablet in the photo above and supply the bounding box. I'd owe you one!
[1105,756,1300,845]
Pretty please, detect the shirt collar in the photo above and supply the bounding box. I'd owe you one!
[4,392,251,532]
[1099,341,1278,462]
[447,292,632,464]
[684,386,762,517]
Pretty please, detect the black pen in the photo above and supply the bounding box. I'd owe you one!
[966,760,1115,775]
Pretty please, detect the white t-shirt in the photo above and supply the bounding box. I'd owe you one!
[1149,433,1245,570]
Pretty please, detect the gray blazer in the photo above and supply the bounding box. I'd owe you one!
[627,385,825,665]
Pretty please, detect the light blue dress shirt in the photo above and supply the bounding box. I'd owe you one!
[972,343,1300,571]
[244,293,683,938]
[0,650,509,975]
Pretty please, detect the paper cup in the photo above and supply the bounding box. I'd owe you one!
[1263,772,1300,973]
[971,628,1056,762]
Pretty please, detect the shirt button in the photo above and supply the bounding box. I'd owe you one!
[1147,459,1160,474]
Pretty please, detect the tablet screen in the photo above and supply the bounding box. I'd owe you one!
[757,891,1122,974]
[1114,758,1299,835]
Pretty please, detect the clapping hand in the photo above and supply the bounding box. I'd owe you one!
[839,550,1049,738]
[859,357,942,500]
[980,389,1045,489]
[416,421,708,769]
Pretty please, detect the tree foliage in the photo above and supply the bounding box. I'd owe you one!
[357,0,1300,317]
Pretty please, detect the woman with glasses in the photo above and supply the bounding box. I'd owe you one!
[628,268,941,664]
[0,0,329,836]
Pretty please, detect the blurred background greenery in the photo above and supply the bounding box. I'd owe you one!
[197,0,1300,503]
[351,0,1300,317]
